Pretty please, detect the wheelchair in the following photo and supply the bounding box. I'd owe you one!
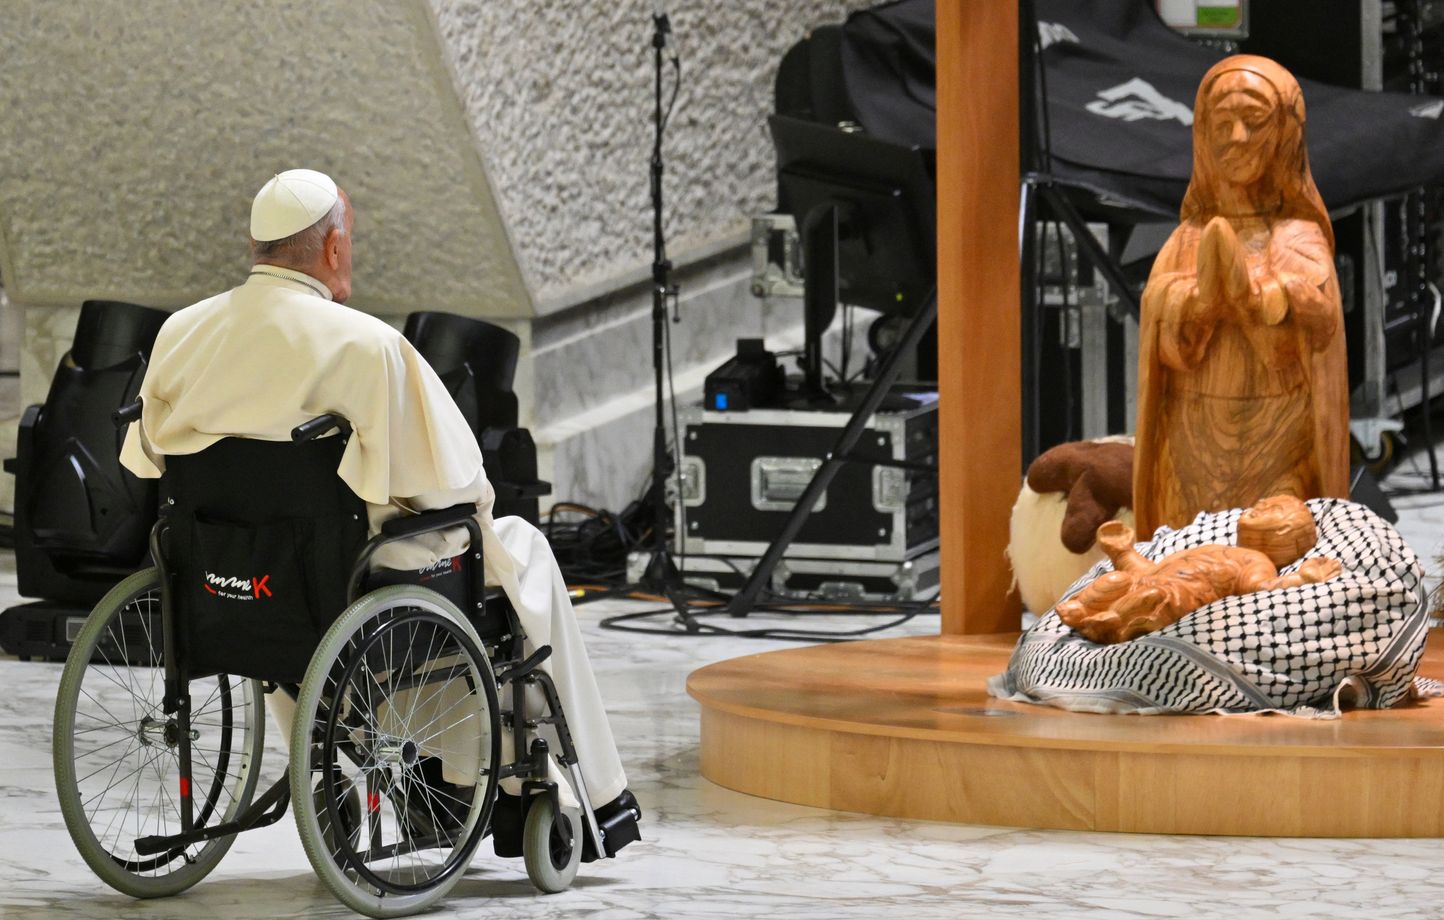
[51,408,609,918]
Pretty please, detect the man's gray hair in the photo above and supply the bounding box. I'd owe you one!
[252,196,346,262]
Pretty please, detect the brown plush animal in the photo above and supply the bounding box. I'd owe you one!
[1008,438,1135,614]
[1026,440,1135,553]
[1056,494,1341,644]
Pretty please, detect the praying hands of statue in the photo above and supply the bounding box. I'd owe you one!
[1196,216,1290,327]
[1054,495,1341,644]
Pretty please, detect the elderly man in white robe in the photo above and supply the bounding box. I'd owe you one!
[120,168,638,853]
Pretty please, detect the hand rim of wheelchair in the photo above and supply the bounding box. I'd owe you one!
[52,568,266,898]
[289,585,501,918]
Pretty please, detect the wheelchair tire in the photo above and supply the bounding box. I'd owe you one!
[523,794,581,893]
[290,586,500,919]
[53,568,266,899]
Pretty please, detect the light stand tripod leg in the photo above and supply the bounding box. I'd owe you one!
[723,289,939,617]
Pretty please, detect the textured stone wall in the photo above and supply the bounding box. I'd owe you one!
[0,0,529,318]
[431,0,872,308]
[1,0,880,515]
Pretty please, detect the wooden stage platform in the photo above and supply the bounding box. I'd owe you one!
[687,631,1444,837]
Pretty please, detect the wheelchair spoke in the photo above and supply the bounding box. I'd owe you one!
[76,685,135,737]
[75,735,143,788]
[410,701,480,750]
[71,718,139,736]
[81,736,145,814]
[403,620,444,736]
[83,656,141,698]
[75,732,141,763]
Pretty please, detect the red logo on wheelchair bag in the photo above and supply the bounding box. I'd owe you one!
[202,572,274,601]
[415,554,462,584]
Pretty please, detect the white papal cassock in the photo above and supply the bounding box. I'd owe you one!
[121,265,627,806]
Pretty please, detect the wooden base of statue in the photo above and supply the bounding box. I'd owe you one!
[688,630,1444,837]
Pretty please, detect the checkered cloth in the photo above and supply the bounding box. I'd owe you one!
[989,499,1429,717]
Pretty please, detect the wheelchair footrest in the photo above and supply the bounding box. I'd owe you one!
[135,773,292,855]
[583,789,642,861]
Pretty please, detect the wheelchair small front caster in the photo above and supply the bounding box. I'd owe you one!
[523,795,581,893]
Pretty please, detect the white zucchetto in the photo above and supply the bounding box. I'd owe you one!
[249,168,339,242]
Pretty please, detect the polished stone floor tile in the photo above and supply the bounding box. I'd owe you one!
[2,462,1442,918]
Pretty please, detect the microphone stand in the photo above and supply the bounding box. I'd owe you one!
[639,11,688,608]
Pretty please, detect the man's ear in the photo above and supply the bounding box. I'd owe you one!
[323,228,342,269]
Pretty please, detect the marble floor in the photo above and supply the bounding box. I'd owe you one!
[2,466,1443,920]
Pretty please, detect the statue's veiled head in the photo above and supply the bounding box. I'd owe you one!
[1206,69,1280,187]
[1181,55,1332,246]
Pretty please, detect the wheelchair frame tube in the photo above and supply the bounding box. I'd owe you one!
[524,670,607,858]
[151,515,196,834]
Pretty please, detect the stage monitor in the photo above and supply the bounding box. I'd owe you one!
[769,114,935,399]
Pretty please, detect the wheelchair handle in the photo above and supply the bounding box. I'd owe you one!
[291,414,353,442]
[114,398,143,428]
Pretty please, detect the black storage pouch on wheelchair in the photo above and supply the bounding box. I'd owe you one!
[180,514,336,682]
[163,437,367,683]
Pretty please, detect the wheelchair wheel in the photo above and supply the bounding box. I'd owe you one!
[313,770,363,859]
[523,794,581,893]
[290,586,500,919]
[53,568,265,898]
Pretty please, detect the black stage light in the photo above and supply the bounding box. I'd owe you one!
[1,299,169,660]
[769,115,937,402]
[402,311,549,525]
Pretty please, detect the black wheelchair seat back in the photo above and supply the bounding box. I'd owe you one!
[161,436,367,683]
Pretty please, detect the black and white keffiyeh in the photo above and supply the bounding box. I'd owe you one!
[989,499,1429,717]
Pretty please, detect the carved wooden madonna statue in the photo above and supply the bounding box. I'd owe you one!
[1134,55,1349,537]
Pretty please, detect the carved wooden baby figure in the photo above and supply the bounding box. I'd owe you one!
[1055,495,1340,644]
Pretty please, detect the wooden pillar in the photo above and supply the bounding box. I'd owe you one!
[937,0,1022,634]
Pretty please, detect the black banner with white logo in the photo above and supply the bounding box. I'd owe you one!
[838,0,1444,217]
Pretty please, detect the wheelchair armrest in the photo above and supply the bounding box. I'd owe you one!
[291,414,352,442]
[380,503,479,539]
[347,504,484,604]
[492,479,552,500]
[114,399,142,428]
